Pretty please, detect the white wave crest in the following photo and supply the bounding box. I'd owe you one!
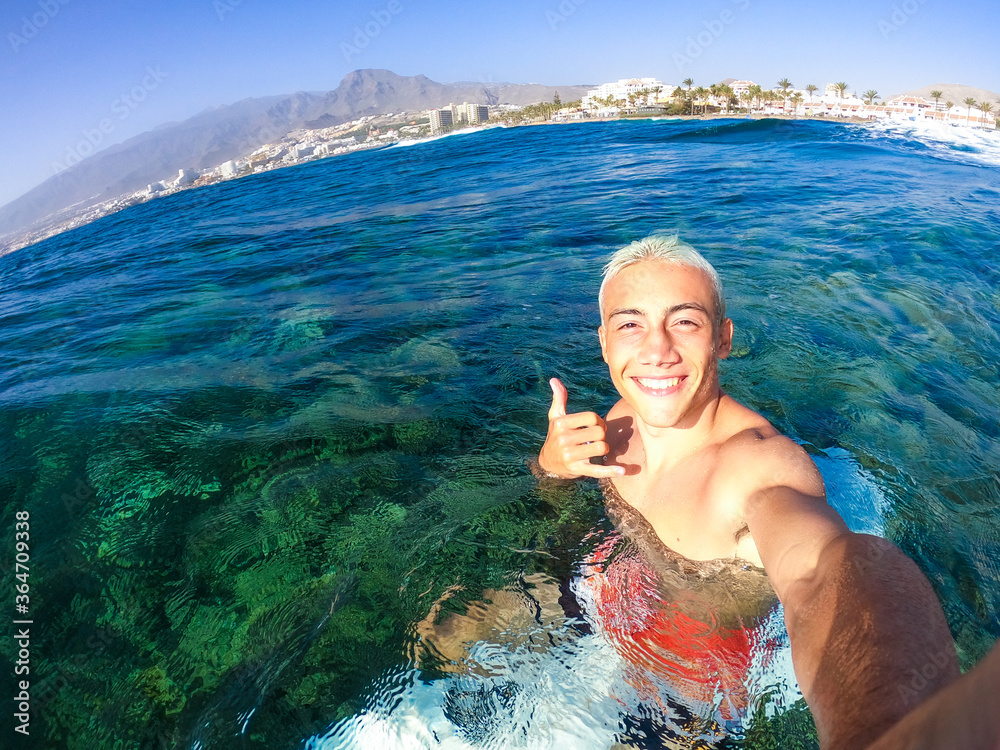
[389,126,495,150]
[869,118,1000,168]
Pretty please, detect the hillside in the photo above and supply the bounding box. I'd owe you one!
[0,70,589,246]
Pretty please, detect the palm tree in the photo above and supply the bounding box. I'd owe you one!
[930,90,943,111]
[790,92,804,115]
[748,84,763,114]
[693,86,708,115]
[761,89,776,113]
[683,78,694,115]
[834,82,849,99]
[964,96,977,125]
[863,90,879,105]
[806,84,818,101]
[717,84,734,114]
[777,78,793,113]
[979,101,993,127]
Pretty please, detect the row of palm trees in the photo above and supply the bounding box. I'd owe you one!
[591,86,664,112]
[674,77,851,116]
[924,90,995,124]
[672,78,999,125]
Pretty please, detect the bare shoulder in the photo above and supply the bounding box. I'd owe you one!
[605,398,633,421]
[604,398,635,453]
[717,396,825,498]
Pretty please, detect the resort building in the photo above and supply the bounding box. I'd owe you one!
[428,102,490,131]
[582,77,665,112]
[723,79,755,98]
[429,106,455,133]
[462,102,489,125]
[886,96,928,117]
[922,105,997,129]
[173,168,198,187]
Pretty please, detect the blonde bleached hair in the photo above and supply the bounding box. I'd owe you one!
[598,235,726,326]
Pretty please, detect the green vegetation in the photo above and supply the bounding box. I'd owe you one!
[0,392,607,748]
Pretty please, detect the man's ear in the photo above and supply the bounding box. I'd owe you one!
[598,325,608,363]
[717,318,734,359]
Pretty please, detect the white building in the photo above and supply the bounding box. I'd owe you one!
[582,77,665,111]
[173,168,198,187]
[722,79,755,98]
[429,106,455,132]
[462,102,489,124]
[896,101,996,129]
[219,160,237,178]
[876,95,934,121]
[315,138,357,155]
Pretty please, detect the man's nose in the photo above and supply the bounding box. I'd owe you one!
[638,326,680,366]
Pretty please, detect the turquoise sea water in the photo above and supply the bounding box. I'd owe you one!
[1,118,999,748]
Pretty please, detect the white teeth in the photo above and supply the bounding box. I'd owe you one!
[637,377,680,390]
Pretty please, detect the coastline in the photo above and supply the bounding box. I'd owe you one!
[521,112,878,126]
[0,112,968,256]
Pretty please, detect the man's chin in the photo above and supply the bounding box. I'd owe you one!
[631,407,686,431]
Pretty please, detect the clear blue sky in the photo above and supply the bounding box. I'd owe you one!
[1,0,997,208]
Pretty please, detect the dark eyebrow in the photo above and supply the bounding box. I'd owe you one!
[668,303,711,317]
[607,307,644,320]
[608,303,711,320]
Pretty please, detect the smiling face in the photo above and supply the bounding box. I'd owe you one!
[598,259,733,432]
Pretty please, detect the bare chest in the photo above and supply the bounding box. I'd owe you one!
[608,449,751,563]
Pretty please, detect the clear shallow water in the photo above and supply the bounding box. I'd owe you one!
[1,118,999,749]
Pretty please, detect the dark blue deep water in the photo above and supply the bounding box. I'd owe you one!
[1,118,999,749]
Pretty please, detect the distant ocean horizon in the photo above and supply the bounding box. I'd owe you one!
[1,117,998,749]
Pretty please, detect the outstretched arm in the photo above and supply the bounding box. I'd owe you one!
[744,438,960,749]
[538,377,625,480]
[865,638,1000,749]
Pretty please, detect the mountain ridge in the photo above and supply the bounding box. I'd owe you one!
[0,69,589,244]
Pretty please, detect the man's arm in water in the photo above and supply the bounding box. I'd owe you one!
[537,377,999,748]
[742,436,963,749]
[864,638,1000,749]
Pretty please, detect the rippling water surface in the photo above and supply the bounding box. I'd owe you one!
[1,118,999,749]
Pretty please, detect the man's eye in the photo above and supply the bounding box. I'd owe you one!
[618,322,638,330]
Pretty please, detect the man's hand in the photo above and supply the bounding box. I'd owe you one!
[538,378,626,479]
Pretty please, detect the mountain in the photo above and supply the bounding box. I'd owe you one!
[0,70,590,246]
[891,82,1000,106]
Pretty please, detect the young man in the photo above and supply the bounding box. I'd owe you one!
[538,235,998,749]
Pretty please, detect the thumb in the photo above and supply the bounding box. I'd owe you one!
[547,377,568,420]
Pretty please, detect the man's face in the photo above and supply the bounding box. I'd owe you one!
[598,259,733,431]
